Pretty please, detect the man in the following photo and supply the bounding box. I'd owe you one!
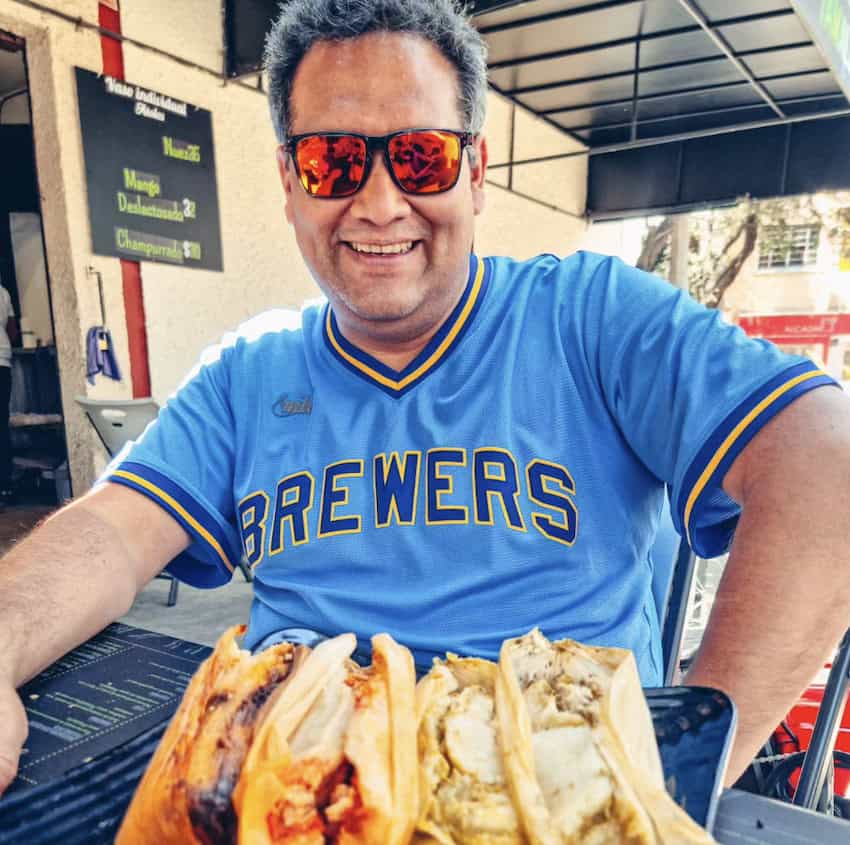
[0,279,17,501]
[1,0,850,797]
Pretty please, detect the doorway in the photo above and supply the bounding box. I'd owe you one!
[0,29,69,507]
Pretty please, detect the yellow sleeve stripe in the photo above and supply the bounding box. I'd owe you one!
[110,469,235,573]
[684,368,826,547]
[326,256,485,391]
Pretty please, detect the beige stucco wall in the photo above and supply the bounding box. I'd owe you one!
[478,91,587,259]
[2,0,588,492]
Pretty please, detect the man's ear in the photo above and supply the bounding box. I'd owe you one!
[277,145,295,225]
[469,135,488,216]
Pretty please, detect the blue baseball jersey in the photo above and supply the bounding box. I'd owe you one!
[106,252,835,684]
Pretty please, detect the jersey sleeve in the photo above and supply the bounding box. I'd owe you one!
[569,252,837,558]
[101,342,243,587]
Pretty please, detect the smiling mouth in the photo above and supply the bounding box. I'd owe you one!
[344,240,418,255]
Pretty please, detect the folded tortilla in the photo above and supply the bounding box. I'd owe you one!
[496,629,717,844]
[116,624,308,845]
[234,632,418,845]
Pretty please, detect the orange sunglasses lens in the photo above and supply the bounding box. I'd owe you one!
[388,130,462,193]
[295,134,367,197]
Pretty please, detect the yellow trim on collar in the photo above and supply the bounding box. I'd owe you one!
[111,470,234,573]
[684,368,825,547]
[325,256,485,391]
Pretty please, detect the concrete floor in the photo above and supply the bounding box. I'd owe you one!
[0,502,255,648]
[0,503,54,553]
[118,575,254,646]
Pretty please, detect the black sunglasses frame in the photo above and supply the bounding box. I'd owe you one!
[285,128,477,199]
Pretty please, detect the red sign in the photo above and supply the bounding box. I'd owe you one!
[738,313,850,340]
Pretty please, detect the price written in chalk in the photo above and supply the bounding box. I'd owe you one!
[182,198,197,219]
[182,240,202,260]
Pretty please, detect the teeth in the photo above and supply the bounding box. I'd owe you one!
[349,241,414,254]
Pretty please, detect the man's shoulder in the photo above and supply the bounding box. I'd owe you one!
[485,251,626,302]
[189,304,320,379]
[233,306,312,344]
[218,303,322,355]
[486,250,621,282]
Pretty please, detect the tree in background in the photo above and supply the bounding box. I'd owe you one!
[636,193,850,308]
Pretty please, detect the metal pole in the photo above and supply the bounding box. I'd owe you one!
[669,214,689,290]
[793,628,850,810]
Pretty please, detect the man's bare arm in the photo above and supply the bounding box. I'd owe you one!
[0,483,190,792]
[684,386,850,785]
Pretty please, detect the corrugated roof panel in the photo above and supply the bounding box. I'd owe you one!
[698,0,792,22]
[517,75,637,111]
[484,4,644,64]
[579,125,634,146]
[741,44,825,78]
[547,101,634,129]
[489,44,636,93]
[638,30,723,66]
[640,0,698,35]
[474,0,599,30]
[717,14,810,52]
[637,85,764,118]
[781,94,849,115]
[636,104,778,139]
[763,70,842,100]
[636,58,746,96]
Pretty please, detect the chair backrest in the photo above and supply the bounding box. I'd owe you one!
[650,493,699,685]
[650,494,680,622]
[76,397,160,458]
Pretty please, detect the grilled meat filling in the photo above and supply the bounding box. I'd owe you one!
[188,664,297,844]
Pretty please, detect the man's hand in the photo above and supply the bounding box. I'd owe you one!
[0,679,27,794]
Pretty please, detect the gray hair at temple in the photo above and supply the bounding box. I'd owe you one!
[264,0,489,144]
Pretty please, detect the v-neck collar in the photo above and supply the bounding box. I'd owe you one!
[322,254,489,398]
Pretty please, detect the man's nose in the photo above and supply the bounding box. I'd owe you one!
[348,155,411,225]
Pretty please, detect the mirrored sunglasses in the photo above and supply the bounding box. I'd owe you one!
[286,128,476,199]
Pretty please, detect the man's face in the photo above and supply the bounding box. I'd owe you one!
[278,32,487,346]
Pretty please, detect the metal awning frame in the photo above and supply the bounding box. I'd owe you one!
[474,0,850,164]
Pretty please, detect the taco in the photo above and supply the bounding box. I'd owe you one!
[415,655,525,845]
[116,624,309,845]
[496,629,716,845]
[233,632,418,845]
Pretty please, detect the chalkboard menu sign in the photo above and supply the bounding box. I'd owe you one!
[75,67,223,271]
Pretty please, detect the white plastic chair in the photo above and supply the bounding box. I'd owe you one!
[75,396,180,605]
[75,396,254,598]
[75,397,159,458]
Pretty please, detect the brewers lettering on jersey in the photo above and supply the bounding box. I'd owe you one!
[105,252,833,682]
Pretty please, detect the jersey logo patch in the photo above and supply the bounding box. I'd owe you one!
[272,394,313,417]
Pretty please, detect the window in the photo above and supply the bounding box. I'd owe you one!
[758,224,820,270]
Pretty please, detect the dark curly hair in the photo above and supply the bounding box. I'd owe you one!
[264,0,488,143]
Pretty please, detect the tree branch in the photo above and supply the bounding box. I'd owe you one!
[704,212,758,309]
[636,217,672,273]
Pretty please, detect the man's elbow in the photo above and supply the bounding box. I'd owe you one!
[71,483,191,596]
